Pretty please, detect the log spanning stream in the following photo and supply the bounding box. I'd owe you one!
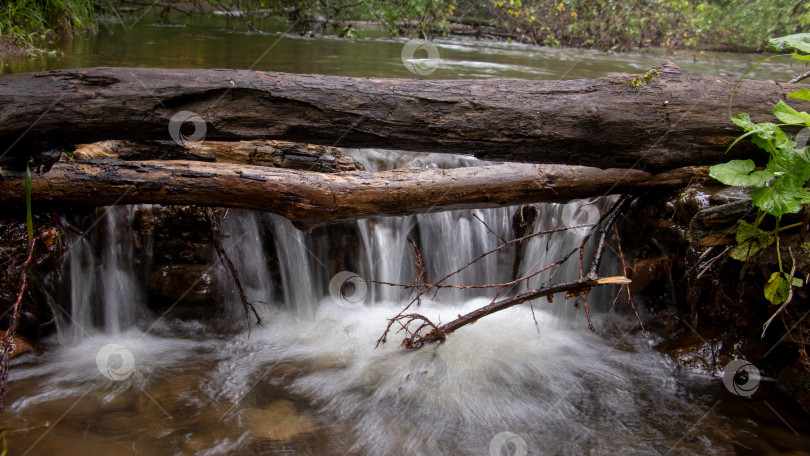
[3,19,810,455]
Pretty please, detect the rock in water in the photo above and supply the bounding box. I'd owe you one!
[240,400,317,441]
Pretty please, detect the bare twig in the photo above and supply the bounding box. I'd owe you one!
[789,70,810,84]
[472,210,506,243]
[206,209,262,329]
[379,195,636,348]
[403,276,631,347]
[614,225,645,333]
[0,239,35,412]
[407,235,428,306]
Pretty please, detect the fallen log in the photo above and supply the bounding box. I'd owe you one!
[73,139,363,172]
[0,159,709,229]
[1,63,804,171]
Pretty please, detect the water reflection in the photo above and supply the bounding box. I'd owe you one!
[1,14,808,82]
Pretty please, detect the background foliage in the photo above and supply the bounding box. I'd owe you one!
[1,0,809,52]
[1,0,116,49]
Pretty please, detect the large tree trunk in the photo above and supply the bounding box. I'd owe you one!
[0,159,708,229]
[1,63,803,171]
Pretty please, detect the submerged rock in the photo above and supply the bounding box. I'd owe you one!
[240,400,317,441]
[0,330,34,358]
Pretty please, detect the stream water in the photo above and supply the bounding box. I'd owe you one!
[2,14,810,456]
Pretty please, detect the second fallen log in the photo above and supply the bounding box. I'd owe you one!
[0,159,710,229]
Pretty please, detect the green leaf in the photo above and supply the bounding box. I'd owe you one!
[709,159,774,187]
[789,88,810,102]
[792,277,804,287]
[730,220,775,261]
[764,272,790,305]
[749,181,810,217]
[770,33,810,53]
[772,101,810,126]
[792,52,810,62]
[731,113,756,131]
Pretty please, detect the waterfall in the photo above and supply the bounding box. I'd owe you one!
[5,150,748,456]
[269,214,321,318]
[55,150,615,335]
[60,206,145,342]
[219,210,274,316]
[100,206,141,333]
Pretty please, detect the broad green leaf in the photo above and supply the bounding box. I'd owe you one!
[749,180,810,216]
[773,101,810,126]
[767,148,810,182]
[792,277,804,287]
[731,113,756,131]
[770,33,810,53]
[709,160,774,187]
[764,272,790,305]
[751,133,771,152]
[789,88,810,102]
[753,123,787,141]
[730,220,775,261]
[791,52,810,62]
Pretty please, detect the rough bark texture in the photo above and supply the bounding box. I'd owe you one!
[73,139,363,172]
[0,160,709,229]
[0,63,803,171]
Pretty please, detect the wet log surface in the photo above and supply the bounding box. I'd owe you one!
[0,159,709,229]
[0,63,804,171]
[73,139,364,172]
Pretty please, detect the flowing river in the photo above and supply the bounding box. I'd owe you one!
[2,15,810,456]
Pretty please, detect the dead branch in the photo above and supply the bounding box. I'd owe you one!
[0,239,35,411]
[401,276,631,348]
[378,195,636,348]
[206,208,263,328]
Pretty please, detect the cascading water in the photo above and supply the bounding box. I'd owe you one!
[0,150,762,455]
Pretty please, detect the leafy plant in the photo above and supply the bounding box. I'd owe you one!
[484,0,810,51]
[0,0,117,52]
[709,33,810,335]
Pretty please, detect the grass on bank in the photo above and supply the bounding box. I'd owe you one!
[0,0,116,52]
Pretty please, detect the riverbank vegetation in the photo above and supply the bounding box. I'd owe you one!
[2,0,809,54]
[0,0,117,53]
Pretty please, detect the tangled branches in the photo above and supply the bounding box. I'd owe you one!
[376,195,636,349]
